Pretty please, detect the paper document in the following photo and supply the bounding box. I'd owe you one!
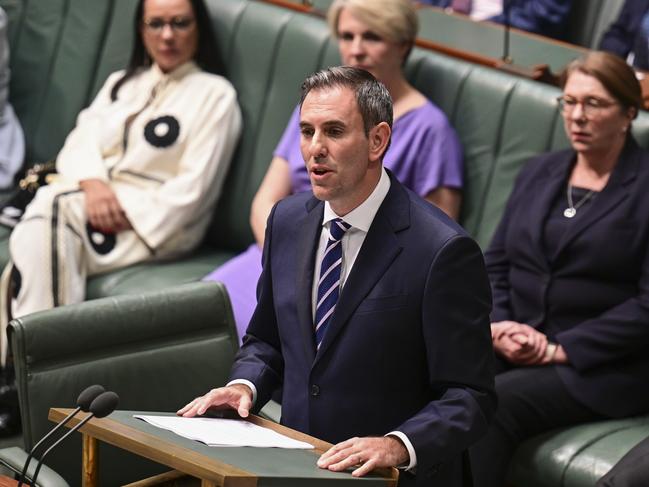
[135,414,313,449]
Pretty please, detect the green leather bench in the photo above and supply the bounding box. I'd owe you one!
[2,0,649,485]
[1,281,239,486]
[415,6,588,75]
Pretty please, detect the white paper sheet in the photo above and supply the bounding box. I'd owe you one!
[134,414,313,449]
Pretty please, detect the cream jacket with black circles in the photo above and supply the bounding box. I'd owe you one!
[55,61,242,254]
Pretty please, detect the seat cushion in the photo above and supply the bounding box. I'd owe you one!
[508,416,649,487]
[86,247,235,299]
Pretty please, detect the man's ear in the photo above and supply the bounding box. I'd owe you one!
[368,122,391,162]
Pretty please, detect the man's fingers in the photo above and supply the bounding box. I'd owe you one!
[178,387,240,417]
[318,438,357,466]
[236,393,252,418]
[318,437,405,477]
[177,398,203,417]
[318,447,351,467]
[176,399,195,415]
[352,458,377,477]
[325,452,363,472]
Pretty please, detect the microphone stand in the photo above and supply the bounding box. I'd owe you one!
[502,0,512,63]
[29,414,96,487]
[16,407,83,487]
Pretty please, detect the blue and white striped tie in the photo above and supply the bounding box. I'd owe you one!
[314,218,351,349]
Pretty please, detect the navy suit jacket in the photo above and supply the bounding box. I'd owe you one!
[486,138,649,418]
[419,0,573,39]
[599,0,649,69]
[231,172,496,486]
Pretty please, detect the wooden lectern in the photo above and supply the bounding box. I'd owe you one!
[49,408,398,487]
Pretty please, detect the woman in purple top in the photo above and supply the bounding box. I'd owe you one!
[204,0,463,340]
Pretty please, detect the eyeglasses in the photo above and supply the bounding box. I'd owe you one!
[556,95,619,118]
[142,17,195,34]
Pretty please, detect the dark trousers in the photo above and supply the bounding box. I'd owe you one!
[469,361,605,487]
[597,437,649,487]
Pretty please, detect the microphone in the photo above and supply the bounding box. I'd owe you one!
[30,391,119,487]
[17,385,105,487]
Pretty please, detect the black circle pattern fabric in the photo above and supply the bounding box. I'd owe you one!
[86,223,116,255]
[10,265,21,299]
[144,115,180,148]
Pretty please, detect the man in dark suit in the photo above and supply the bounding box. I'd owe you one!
[599,0,649,70]
[179,66,495,486]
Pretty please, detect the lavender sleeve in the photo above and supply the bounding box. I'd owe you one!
[415,113,463,195]
[385,102,463,198]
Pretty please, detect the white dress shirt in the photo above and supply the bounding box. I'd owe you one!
[311,167,391,318]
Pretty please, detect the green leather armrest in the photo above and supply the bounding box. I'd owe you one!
[9,281,239,485]
[0,446,69,487]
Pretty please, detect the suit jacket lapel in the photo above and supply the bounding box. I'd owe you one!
[553,138,639,260]
[314,177,408,364]
[295,197,323,364]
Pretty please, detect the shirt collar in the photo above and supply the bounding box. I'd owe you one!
[149,61,198,83]
[322,168,391,232]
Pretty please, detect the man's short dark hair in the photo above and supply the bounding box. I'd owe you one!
[300,66,393,136]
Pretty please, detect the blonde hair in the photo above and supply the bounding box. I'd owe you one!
[327,0,418,48]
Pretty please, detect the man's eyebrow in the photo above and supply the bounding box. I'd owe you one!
[322,120,346,129]
[299,120,347,129]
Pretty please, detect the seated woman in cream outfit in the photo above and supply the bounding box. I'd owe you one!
[3,0,241,330]
[204,0,464,340]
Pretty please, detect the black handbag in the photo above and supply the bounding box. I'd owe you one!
[0,161,57,228]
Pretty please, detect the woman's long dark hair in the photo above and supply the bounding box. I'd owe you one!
[110,0,224,101]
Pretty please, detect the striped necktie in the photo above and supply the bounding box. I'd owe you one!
[314,218,351,349]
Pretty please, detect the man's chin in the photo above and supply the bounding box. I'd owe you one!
[311,186,334,202]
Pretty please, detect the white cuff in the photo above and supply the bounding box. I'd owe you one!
[227,379,257,406]
[386,431,417,471]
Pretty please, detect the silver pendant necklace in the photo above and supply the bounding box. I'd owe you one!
[564,184,595,218]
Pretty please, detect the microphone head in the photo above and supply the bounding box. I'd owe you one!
[88,391,119,418]
[76,385,106,412]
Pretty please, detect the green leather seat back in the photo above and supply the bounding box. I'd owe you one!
[9,0,109,164]
[0,0,22,46]
[206,0,339,252]
[508,416,649,487]
[411,48,566,247]
[88,0,138,99]
[4,0,134,165]
[10,282,238,486]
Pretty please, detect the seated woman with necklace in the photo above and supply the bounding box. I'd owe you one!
[469,51,649,487]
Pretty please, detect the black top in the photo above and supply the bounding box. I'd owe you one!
[543,186,599,260]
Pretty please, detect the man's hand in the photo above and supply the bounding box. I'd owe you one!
[80,179,132,234]
[491,321,548,365]
[176,384,253,419]
[317,436,408,477]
